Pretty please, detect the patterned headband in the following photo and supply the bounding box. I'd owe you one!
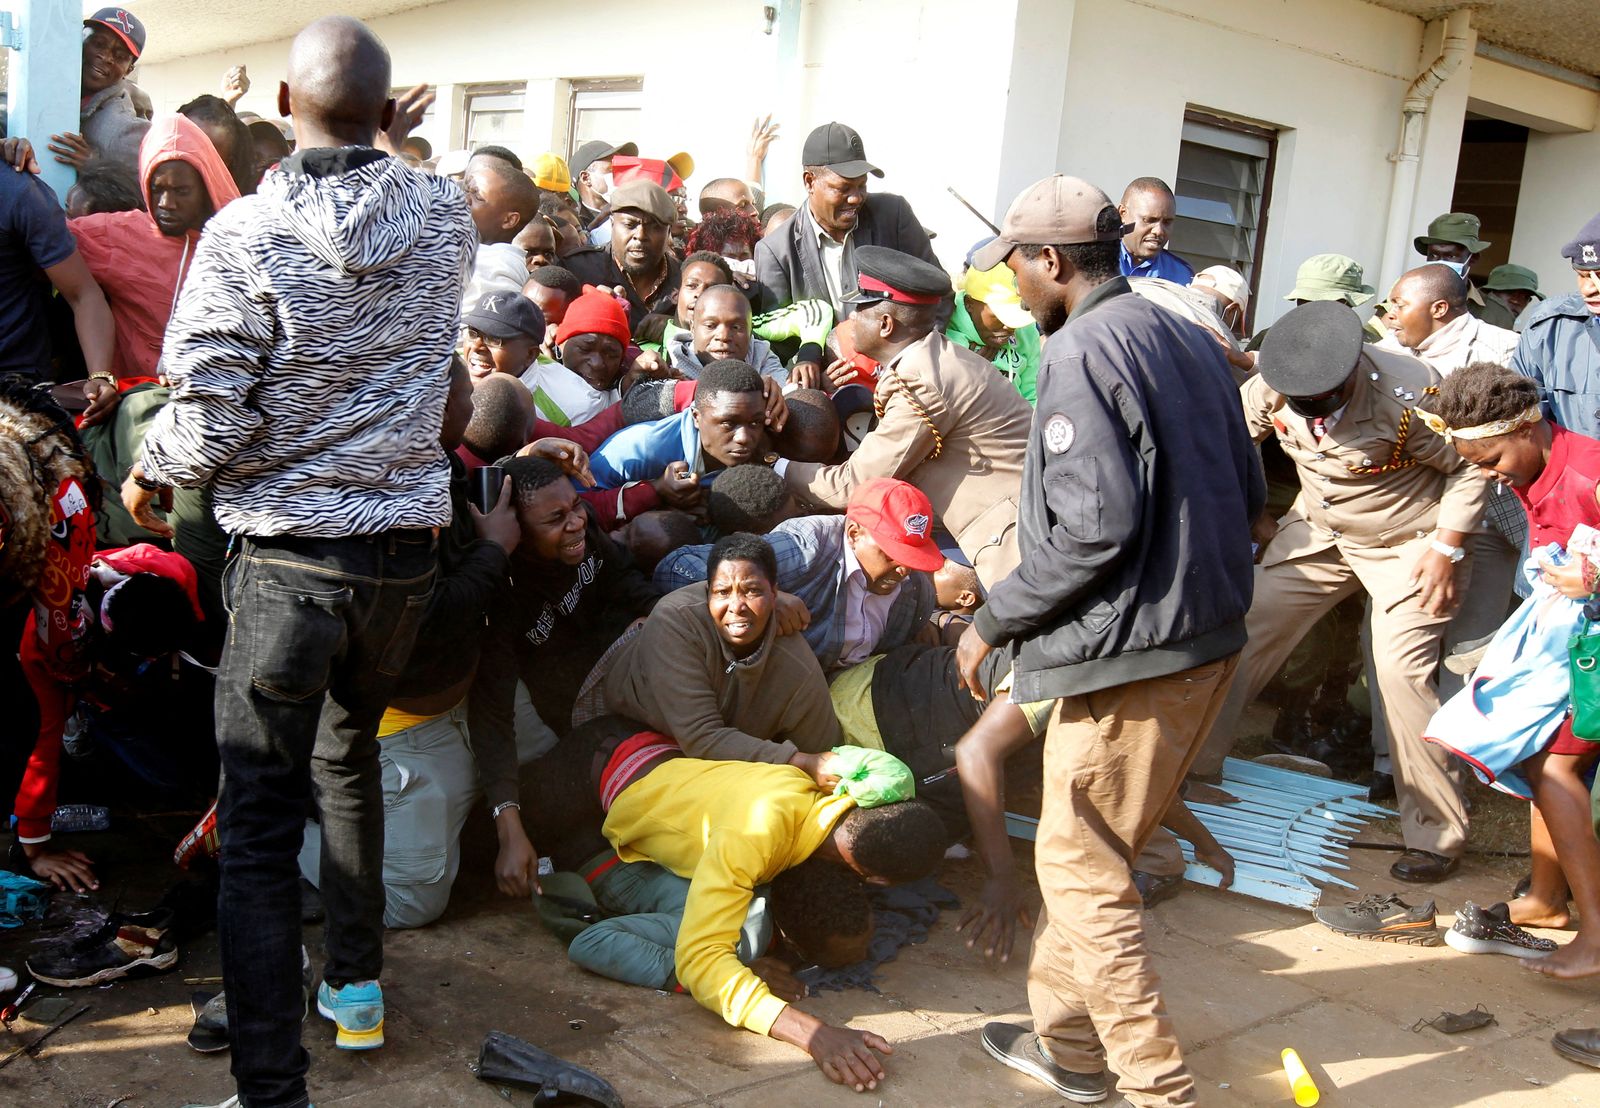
[1414,404,1542,444]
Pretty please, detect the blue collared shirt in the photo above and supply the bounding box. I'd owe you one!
[1119,242,1195,284]
[1513,292,1600,438]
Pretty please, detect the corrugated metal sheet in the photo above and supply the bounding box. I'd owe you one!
[1005,758,1395,910]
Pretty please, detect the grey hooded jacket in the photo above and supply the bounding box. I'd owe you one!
[666,329,787,383]
[80,81,150,175]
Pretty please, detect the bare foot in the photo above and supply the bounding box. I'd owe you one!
[1507,897,1573,931]
[1524,938,1600,980]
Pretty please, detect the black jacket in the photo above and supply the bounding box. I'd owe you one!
[398,455,511,695]
[752,192,939,316]
[467,512,661,808]
[564,246,681,331]
[973,278,1265,702]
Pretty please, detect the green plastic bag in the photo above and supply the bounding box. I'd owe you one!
[830,746,915,808]
[1570,615,1600,741]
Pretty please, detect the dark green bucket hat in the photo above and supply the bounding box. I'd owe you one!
[1414,212,1490,255]
[1482,263,1542,298]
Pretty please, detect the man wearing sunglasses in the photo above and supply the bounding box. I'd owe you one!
[1190,301,1488,887]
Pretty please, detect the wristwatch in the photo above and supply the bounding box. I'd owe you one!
[1430,540,1466,564]
[87,372,115,384]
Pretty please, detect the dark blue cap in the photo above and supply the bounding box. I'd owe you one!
[85,8,146,57]
[1560,212,1600,271]
[462,291,546,344]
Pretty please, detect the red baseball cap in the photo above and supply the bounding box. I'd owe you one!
[846,478,943,572]
[611,156,685,193]
[554,286,631,347]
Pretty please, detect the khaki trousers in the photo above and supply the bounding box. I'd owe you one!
[1191,540,1468,856]
[1029,654,1239,1108]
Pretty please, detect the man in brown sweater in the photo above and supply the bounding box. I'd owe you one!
[603,538,841,772]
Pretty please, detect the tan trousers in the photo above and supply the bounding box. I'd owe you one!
[1191,541,1468,856]
[1029,654,1239,1108]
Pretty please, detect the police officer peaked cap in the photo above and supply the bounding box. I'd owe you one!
[843,246,952,307]
[1258,301,1364,398]
[1561,211,1600,271]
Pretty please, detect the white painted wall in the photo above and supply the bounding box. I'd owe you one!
[128,0,1022,272]
[1039,0,1466,327]
[1511,126,1600,294]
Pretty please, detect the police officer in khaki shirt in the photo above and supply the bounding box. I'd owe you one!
[1191,302,1489,883]
[781,246,1033,590]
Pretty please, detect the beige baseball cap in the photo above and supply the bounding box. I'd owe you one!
[971,175,1121,271]
[1193,265,1249,311]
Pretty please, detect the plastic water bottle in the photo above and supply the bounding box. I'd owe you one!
[51,805,111,834]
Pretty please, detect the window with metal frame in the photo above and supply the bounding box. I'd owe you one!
[464,81,527,152]
[565,78,643,160]
[1171,110,1278,329]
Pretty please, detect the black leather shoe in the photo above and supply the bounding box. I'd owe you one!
[980,1022,1109,1103]
[1552,1027,1600,1069]
[1390,849,1459,884]
[1366,772,1396,801]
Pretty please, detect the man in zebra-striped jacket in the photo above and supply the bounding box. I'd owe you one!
[122,17,473,1107]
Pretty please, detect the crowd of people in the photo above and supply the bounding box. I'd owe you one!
[2,8,1600,1107]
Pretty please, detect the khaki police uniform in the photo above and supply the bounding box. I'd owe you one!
[784,331,1032,589]
[1192,345,1489,858]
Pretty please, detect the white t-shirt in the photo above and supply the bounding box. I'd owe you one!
[521,358,617,427]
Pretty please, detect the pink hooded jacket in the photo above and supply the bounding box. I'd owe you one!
[69,114,241,380]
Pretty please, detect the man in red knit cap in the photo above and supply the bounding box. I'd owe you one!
[524,286,633,426]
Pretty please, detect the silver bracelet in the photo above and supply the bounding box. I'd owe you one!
[492,801,522,820]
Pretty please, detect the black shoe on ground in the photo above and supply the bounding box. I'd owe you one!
[27,908,179,987]
[1366,772,1396,801]
[1553,1028,1600,1069]
[1390,849,1458,884]
[1445,900,1557,959]
[980,1022,1109,1103]
[1132,871,1184,908]
[1313,893,1441,945]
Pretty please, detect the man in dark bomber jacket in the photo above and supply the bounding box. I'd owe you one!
[956,176,1263,1108]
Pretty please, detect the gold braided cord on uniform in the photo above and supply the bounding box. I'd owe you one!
[873,363,945,461]
[1345,385,1439,477]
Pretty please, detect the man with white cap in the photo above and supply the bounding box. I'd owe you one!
[1191,264,1250,339]
[954,175,1263,1108]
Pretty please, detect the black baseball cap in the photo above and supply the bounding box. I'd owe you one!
[85,8,147,58]
[570,139,639,177]
[462,291,547,345]
[802,122,882,180]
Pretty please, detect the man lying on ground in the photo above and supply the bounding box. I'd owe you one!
[600,726,944,1089]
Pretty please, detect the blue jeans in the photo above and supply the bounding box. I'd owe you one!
[215,531,435,1108]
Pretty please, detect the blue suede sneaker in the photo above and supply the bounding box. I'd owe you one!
[316,979,384,1050]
